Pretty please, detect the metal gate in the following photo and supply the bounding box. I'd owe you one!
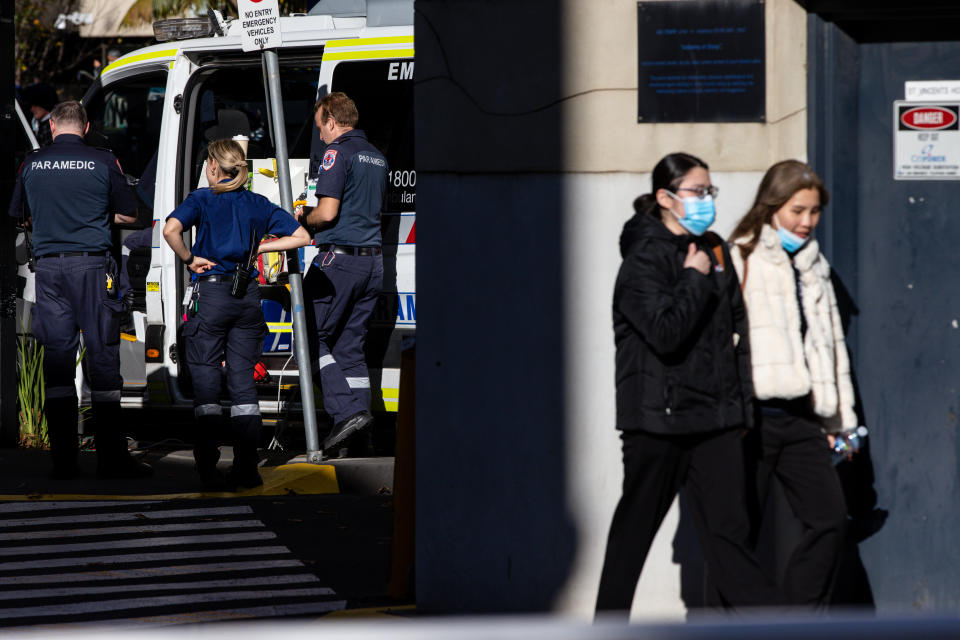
[809,14,960,610]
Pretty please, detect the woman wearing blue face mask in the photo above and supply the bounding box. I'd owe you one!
[728,160,855,606]
[597,153,776,615]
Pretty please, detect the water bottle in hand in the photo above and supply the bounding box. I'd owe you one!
[832,426,869,465]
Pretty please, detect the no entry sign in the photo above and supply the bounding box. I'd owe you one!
[238,0,282,52]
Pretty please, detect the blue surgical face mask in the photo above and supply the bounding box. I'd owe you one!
[666,191,716,236]
[775,216,811,253]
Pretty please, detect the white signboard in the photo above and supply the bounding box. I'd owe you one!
[905,80,960,102]
[238,0,282,53]
[894,101,960,180]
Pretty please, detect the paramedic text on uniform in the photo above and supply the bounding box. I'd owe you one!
[7,100,152,479]
[297,91,388,455]
[163,139,311,491]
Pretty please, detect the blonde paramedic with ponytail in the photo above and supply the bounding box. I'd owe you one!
[163,139,311,492]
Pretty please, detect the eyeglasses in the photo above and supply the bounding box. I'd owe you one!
[676,185,719,199]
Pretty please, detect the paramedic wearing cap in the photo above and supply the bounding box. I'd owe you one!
[7,100,151,479]
[297,91,388,454]
[164,139,311,491]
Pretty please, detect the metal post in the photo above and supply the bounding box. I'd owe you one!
[262,50,322,462]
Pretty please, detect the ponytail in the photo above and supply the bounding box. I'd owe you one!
[633,193,659,218]
[207,139,249,194]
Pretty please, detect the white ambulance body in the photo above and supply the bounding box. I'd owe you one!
[62,4,414,417]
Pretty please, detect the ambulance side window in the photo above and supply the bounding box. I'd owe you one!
[323,60,414,213]
[85,72,166,179]
[181,63,321,193]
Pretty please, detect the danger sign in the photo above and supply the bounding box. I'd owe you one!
[238,0,282,53]
[894,101,960,180]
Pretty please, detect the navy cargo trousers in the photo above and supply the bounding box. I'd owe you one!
[181,278,266,475]
[303,250,383,424]
[33,254,127,470]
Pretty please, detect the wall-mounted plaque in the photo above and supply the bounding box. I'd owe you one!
[637,0,765,122]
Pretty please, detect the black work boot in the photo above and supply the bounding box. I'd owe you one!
[194,415,226,491]
[92,401,153,479]
[45,397,80,479]
[225,414,263,490]
[322,410,374,454]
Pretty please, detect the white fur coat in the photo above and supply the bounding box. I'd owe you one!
[730,224,857,432]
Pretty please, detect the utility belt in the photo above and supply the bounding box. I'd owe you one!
[36,250,107,259]
[184,270,254,320]
[197,272,256,294]
[35,250,118,297]
[187,271,256,317]
[196,274,251,284]
[318,243,381,257]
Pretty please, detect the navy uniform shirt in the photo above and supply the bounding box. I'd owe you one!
[167,182,302,278]
[7,133,137,256]
[311,129,387,247]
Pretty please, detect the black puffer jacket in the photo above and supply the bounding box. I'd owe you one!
[613,210,753,434]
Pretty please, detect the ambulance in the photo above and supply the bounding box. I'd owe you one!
[18,0,415,423]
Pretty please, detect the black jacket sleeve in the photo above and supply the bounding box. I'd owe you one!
[726,243,755,429]
[616,247,715,356]
[107,155,138,216]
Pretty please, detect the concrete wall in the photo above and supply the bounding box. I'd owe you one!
[416,0,808,618]
[562,0,807,172]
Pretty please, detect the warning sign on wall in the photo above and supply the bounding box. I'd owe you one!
[894,101,960,180]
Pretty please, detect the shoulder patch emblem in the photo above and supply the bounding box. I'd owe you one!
[322,149,338,171]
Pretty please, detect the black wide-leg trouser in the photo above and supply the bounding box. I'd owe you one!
[596,427,777,614]
[754,413,848,606]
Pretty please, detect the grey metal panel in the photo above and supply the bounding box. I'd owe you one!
[807,16,862,349]
[808,16,960,613]
[854,40,960,612]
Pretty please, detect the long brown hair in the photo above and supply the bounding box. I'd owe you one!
[207,139,248,194]
[729,160,829,259]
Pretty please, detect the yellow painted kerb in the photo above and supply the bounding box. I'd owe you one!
[102,49,179,76]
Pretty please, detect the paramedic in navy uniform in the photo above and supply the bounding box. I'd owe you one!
[297,91,388,454]
[163,139,311,490]
[7,101,152,479]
